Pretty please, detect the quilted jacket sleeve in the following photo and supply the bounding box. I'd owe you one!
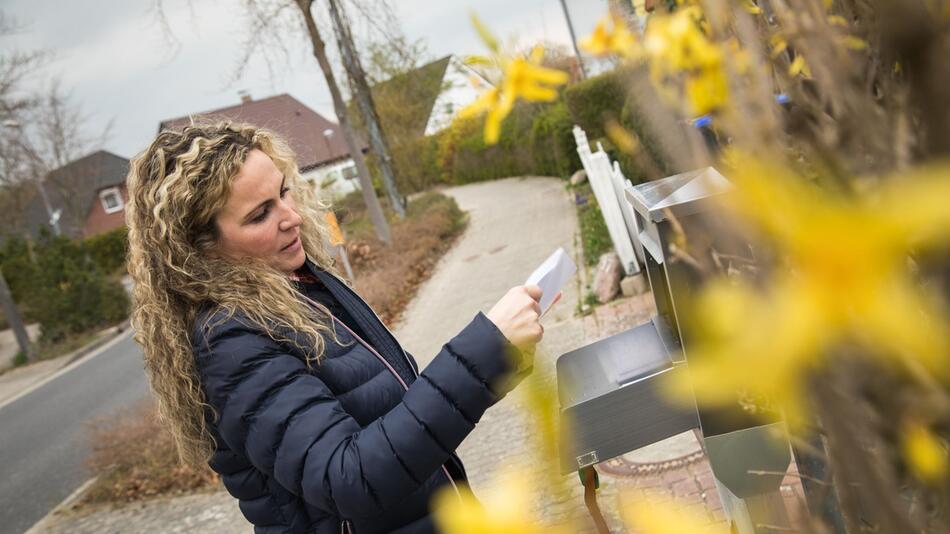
[193,310,522,521]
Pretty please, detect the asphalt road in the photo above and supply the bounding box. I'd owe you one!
[0,332,149,534]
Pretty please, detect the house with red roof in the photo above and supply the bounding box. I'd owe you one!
[15,150,131,240]
[158,93,362,199]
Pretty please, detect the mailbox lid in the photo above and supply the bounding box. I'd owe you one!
[556,320,673,408]
[626,167,731,223]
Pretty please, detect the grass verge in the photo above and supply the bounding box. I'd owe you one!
[571,182,613,267]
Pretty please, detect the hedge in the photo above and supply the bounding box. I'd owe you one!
[563,70,629,140]
[84,226,129,275]
[436,101,582,185]
[530,100,581,178]
[430,67,676,187]
[0,229,129,342]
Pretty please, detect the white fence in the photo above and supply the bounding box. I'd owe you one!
[573,126,642,275]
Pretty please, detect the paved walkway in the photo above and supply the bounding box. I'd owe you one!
[33,177,805,532]
[394,176,581,366]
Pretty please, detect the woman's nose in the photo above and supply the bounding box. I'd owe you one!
[278,204,302,232]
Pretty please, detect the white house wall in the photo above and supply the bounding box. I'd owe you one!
[301,158,361,201]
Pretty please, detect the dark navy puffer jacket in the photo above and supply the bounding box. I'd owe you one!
[192,260,524,533]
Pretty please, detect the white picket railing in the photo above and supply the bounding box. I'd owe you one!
[573,126,641,275]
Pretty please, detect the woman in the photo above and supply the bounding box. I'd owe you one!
[126,122,551,533]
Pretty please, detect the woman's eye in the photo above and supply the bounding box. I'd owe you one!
[251,210,268,223]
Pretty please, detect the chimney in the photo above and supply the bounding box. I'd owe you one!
[238,90,252,104]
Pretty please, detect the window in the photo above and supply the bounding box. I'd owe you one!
[341,163,358,180]
[99,187,124,214]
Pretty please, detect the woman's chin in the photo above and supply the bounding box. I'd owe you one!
[275,247,307,275]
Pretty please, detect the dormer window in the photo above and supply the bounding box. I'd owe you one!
[99,187,124,214]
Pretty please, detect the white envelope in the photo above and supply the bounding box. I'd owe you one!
[525,247,576,314]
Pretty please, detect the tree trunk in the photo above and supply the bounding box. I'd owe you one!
[293,0,390,244]
[327,0,405,219]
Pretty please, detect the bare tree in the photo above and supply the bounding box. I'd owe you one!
[293,0,392,242]
[0,11,48,234]
[327,0,404,219]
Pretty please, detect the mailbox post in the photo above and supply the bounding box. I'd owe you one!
[557,168,796,533]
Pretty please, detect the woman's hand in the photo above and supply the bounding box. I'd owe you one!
[486,285,545,354]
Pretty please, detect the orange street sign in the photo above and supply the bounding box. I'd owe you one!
[325,212,345,246]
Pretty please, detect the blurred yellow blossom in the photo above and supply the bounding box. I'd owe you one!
[788,54,811,77]
[902,422,949,483]
[644,6,729,115]
[606,120,641,155]
[579,3,730,115]
[672,154,950,423]
[580,13,640,60]
[742,0,763,15]
[432,468,570,534]
[621,492,728,534]
[459,15,568,144]
[769,34,788,57]
[828,14,849,27]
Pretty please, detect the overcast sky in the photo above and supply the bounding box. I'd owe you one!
[1,0,606,159]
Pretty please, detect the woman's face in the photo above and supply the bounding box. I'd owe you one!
[214,149,306,274]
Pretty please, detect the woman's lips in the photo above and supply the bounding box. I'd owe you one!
[281,236,301,252]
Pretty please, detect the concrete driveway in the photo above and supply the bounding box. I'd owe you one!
[394,176,581,367]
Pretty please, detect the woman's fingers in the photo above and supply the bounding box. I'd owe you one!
[524,284,542,302]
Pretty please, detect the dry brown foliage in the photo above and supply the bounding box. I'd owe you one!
[347,192,467,326]
[80,401,219,508]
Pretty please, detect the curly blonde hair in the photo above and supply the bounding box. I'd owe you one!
[126,121,338,467]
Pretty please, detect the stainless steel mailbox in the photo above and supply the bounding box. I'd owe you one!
[557,167,796,534]
[557,318,698,473]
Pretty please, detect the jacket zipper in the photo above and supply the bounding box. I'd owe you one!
[299,294,463,501]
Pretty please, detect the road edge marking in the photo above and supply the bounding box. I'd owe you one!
[0,328,134,412]
[24,476,98,534]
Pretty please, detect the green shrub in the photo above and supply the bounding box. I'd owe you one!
[27,232,129,342]
[84,226,129,275]
[563,70,629,140]
[530,101,581,178]
[434,67,670,186]
[0,235,40,311]
[446,103,539,184]
[437,100,582,184]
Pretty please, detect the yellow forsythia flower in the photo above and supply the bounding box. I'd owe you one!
[788,54,811,77]
[580,4,732,115]
[644,6,729,115]
[621,493,728,534]
[742,0,763,15]
[581,13,641,60]
[459,15,568,144]
[902,423,949,484]
[672,154,950,424]
[432,469,571,534]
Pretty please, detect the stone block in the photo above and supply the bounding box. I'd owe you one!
[620,273,648,297]
[593,252,621,303]
[569,169,587,186]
